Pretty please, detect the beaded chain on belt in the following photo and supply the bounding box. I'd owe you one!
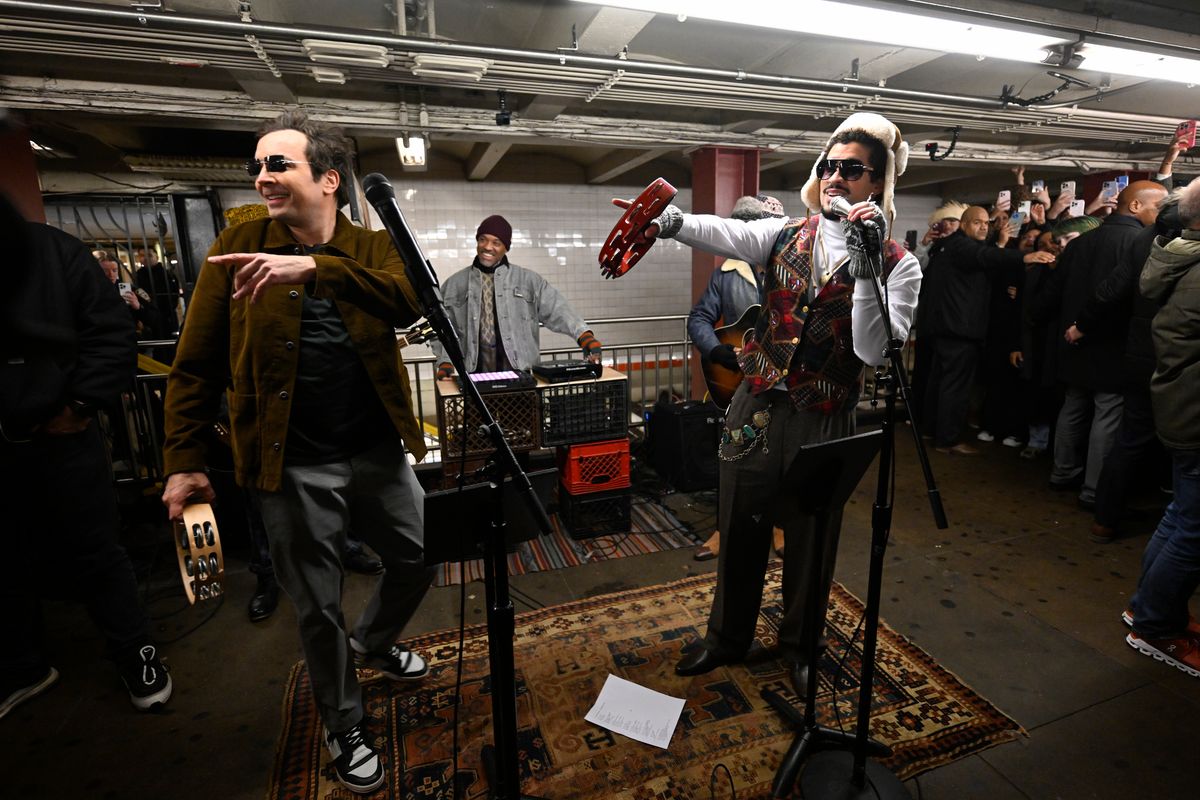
[719,409,771,462]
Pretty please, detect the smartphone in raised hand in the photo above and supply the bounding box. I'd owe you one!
[1060,180,1076,196]
[1069,199,1086,217]
[1101,180,1120,202]
[1177,120,1197,150]
[996,189,1011,209]
[1031,179,1045,194]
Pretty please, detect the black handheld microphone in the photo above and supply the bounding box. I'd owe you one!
[361,172,443,315]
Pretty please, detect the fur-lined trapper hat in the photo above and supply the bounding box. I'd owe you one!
[801,112,909,228]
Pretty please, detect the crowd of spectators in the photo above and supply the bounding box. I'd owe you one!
[908,137,1189,545]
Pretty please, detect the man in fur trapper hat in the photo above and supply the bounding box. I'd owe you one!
[613,112,921,694]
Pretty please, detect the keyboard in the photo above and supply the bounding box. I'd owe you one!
[463,370,536,392]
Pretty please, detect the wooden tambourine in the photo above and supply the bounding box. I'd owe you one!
[173,503,224,604]
[598,177,677,279]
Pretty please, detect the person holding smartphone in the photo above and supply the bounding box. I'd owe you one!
[920,206,1054,455]
[95,251,164,338]
[1026,181,1168,510]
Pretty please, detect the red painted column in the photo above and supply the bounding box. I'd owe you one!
[687,146,759,400]
[0,124,45,223]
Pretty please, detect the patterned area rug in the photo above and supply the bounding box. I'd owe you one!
[433,499,699,586]
[269,567,1023,799]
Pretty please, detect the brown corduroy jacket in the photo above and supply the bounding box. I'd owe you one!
[163,213,427,491]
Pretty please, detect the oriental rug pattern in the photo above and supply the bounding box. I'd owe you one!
[269,567,1023,799]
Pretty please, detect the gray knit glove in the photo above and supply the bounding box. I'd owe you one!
[652,204,684,239]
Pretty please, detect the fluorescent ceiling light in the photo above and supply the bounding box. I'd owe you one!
[410,53,491,81]
[310,66,346,84]
[571,0,1064,64]
[301,39,390,68]
[1076,43,1200,84]
[396,135,427,171]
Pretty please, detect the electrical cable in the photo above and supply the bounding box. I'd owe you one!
[709,762,737,799]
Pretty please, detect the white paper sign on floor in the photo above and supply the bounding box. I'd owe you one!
[584,674,686,749]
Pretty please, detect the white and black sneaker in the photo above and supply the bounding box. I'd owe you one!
[118,644,172,711]
[0,666,59,720]
[324,723,385,794]
[350,638,429,681]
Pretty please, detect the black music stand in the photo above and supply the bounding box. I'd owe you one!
[761,430,902,798]
[423,468,557,566]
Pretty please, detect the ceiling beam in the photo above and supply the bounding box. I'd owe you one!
[518,5,655,122]
[465,141,511,181]
[586,147,673,184]
[227,69,297,105]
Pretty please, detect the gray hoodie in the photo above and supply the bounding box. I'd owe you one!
[1140,229,1200,450]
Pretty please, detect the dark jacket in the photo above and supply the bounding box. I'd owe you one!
[1,217,136,441]
[919,230,1024,342]
[1140,230,1200,450]
[686,259,761,356]
[1028,213,1145,392]
[1075,202,1184,387]
[163,213,426,491]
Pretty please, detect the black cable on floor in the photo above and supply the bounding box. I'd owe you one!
[709,762,736,798]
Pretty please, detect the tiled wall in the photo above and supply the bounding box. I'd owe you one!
[217,183,941,363]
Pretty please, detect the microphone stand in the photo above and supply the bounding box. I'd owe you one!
[370,188,550,800]
[800,228,948,800]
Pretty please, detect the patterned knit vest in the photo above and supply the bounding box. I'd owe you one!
[736,216,906,415]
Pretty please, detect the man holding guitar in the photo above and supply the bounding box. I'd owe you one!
[687,195,784,561]
[616,113,921,693]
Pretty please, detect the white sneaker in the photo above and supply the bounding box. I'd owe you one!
[976,430,995,442]
[324,724,384,794]
[1001,436,1023,448]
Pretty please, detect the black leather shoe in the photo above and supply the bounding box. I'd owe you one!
[788,661,810,699]
[343,550,384,575]
[248,576,279,622]
[675,647,742,677]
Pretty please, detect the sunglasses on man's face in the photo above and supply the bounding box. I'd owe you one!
[244,155,312,176]
[818,159,875,181]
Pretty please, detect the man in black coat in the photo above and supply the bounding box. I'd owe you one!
[1030,181,1167,508]
[0,195,172,719]
[1074,196,1183,541]
[920,205,1053,454]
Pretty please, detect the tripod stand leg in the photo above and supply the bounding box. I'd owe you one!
[481,745,546,800]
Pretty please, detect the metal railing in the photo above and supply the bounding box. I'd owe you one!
[106,316,697,485]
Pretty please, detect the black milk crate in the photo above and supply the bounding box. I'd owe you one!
[558,487,632,541]
[539,378,628,446]
[438,389,540,458]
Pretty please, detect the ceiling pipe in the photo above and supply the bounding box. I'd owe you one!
[0,0,1009,109]
[2,1,1180,119]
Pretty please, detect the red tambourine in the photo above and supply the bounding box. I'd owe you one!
[598,178,677,279]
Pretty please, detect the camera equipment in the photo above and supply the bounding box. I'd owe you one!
[495,89,511,126]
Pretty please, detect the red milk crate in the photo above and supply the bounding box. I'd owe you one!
[558,438,631,495]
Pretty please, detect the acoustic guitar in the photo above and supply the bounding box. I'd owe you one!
[701,304,760,410]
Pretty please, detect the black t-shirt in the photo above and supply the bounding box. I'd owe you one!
[284,246,394,464]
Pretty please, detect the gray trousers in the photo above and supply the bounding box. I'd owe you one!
[705,384,854,663]
[1051,386,1123,503]
[255,437,435,733]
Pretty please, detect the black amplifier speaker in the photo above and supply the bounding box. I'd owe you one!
[649,399,724,491]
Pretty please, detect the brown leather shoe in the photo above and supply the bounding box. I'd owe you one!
[1090,523,1117,543]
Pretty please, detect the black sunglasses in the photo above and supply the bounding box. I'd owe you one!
[818,159,875,181]
[244,155,312,176]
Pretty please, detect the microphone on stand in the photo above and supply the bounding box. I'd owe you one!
[828,195,880,230]
[361,172,443,316]
[828,196,885,280]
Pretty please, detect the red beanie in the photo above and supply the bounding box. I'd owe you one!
[475,215,512,250]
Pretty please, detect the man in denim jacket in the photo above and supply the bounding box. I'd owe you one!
[432,215,600,376]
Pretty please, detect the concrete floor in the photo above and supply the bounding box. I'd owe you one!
[4,429,1198,799]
